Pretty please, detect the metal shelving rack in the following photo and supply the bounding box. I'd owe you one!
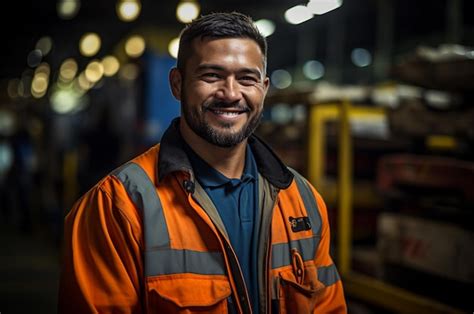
[307,99,464,313]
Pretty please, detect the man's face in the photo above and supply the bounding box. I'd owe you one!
[171,37,269,147]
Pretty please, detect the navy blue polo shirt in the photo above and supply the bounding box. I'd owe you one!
[185,144,260,313]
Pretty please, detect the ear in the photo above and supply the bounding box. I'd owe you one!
[169,67,182,101]
[262,76,270,96]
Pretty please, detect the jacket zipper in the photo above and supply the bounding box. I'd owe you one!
[263,186,279,314]
[222,236,253,314]
[185,184,253,314]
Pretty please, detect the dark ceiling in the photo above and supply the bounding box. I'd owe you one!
[1,0,473,84]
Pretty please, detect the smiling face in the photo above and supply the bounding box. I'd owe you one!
[170,37,269,148]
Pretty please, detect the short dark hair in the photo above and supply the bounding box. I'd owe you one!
[176,12,267,73]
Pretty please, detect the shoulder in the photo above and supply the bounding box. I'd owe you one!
[65,145,161,232]
[285,167,330,224]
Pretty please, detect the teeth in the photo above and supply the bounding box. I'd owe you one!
[214,111,240,116]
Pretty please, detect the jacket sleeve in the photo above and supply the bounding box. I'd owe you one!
[311,185,347,313]
[58,180,144,314]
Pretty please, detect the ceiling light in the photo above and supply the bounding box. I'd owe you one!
[284,5,313,25]
[307,0,342,15]
[255,19,275,37]
[176,0,200,23]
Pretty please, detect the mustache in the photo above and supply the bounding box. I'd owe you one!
[204,101,250,112]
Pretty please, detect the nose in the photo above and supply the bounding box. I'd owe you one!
[214,77,242,103]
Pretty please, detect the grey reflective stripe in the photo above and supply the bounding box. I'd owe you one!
[318,264,340,286]
[288,167,322,237]
[272,237,319,269]
[146,249,226,276]
[113,162,227,277]
[113,162,170,250]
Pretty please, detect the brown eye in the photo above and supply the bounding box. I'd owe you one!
[201,73,221,82]
[203,73,220,78]
[239,76,258,85]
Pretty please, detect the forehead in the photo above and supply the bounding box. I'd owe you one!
[186,37,265,72]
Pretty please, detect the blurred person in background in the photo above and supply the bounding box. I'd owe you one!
[0,114,37,234]
[59,12,346,313]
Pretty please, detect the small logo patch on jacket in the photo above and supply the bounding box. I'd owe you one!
[289,216,312,232]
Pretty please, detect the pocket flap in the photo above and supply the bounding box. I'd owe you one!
[148,274,232,307]
[279,267,325,295]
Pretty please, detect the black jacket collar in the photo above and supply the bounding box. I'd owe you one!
[158,118,293,189]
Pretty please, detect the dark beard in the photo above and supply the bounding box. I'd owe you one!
[182,101,262,148]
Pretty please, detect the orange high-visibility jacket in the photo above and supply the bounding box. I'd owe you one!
[59,119,347,313]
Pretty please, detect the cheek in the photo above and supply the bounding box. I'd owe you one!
[187,82,216,101]
[244,89,266,108]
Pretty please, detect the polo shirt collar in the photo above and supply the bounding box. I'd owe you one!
[184,140,257,188]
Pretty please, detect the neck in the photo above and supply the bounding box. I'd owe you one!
[180,118,247,179]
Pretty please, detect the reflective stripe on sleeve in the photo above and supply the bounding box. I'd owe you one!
[113,162,170,250]
[317,264,341,286]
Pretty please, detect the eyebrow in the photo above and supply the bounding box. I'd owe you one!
[196,63,263,78]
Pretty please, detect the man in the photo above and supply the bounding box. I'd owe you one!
[59,12,346,313]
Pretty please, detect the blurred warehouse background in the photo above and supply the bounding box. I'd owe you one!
[0,0,473,313]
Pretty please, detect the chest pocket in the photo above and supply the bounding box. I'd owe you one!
[113,162,232,313]
[146,273,231,313]
[271,168,326,313]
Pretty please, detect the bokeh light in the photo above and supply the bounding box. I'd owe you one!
[351,48,372,67]
[116,0,141,22]
[255,19,275,37]
[85,60,104,83]
[125,35,146,58]
[303,60,325,80]
[176,1,200,23]
[271,69,292,89]
[57,0,80,19]
[79,33,101,57]
[168,37,180,59]
[102,55,120,77]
